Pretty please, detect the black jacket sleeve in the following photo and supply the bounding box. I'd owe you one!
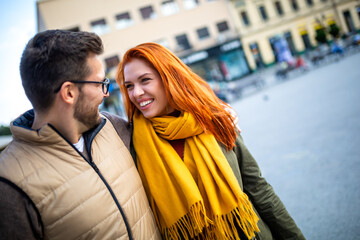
[234,135,306,240]
[0,178,43,240]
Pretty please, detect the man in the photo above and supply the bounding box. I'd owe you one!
[0,30,161,240]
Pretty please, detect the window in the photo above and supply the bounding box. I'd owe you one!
[67,27,80,32]
[176,34,191,50]
[115,12,134,29]
[197,27,210,40]
[140,6,157,20]
[161,0,179,16]
[259,5,268,21]
[216,21,229,33]
[290,0,299,11]
[105,55,120,70]
[183,0,199,9]
[306,0,313,6]
[91,19,110,35]
[240,11,250,26]
[274,1,284,16]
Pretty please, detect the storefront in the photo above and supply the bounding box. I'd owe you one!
[269,35,294,64]
[181,39,250,82]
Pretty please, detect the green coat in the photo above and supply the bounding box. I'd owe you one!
[221,134,306,240]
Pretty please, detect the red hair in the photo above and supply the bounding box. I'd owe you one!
[116,42,236,150]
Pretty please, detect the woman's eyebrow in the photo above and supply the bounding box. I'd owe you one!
[137,73,151,80]
[124,73,152,84]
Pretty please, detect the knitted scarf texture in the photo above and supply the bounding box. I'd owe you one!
[133,111,259,239]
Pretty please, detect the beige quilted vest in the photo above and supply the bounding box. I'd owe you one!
[0,118,161,240]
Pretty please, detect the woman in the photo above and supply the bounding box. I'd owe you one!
[116,43,305,240]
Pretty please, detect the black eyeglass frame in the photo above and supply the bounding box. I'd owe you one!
[54,78,110,94]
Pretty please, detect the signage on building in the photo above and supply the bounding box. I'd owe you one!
[325,14,335,25]
[297,23,307,35]
[220,40,241,52]
[182,51,208,65]
[181,39,242,65]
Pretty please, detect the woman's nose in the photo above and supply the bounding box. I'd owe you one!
[133,85,144,98]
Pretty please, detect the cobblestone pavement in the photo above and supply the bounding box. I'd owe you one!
[231,52,360,239]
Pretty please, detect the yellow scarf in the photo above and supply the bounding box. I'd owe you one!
[133,111,259,239]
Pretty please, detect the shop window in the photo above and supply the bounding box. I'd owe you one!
[269,36,294,63]
[115,12,134,30]
[259,5,268,21]
[91,19,110,35]
[216,21,229,33]
[301,34,312,50]
[343,10,356,32]
[284,31,297,56]
[197,27,210,40]
[274,1,284,16]
[67,27,80,32]
[140,5,157,20]
[183,0,199,9]
[290,0,299,11]
[240,11,250,26]
[189,60,219,82]
[176,34,192,50]
[306,0,313,6]
[105,55,120,70]
[161,0,179,16]
[250,42,264,69]
[220,50,250,81]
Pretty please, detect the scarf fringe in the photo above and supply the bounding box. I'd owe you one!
[162,202,211,240]
[161,199,259,240]
[213,203,260,240]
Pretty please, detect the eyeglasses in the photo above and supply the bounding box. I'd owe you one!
[54,78,110,94]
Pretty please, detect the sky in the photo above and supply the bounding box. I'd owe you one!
[0,1,37,125]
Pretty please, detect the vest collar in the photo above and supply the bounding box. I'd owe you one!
[11,109,106,149]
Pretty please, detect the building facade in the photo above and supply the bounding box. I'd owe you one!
[37,0,251,83]
[228,0,360,70]
[37,0,255,115]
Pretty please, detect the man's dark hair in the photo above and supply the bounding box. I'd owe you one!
[20,29,104,112]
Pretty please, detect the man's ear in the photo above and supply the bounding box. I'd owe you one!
[58,82,77,105]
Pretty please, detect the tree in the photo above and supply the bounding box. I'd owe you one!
[315,27,328,44]
[0,125,11,136]
[329,23,340,38]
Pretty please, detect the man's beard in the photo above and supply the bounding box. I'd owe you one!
[74,91,101,130]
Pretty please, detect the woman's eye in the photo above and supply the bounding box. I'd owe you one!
[142,78,151,82]
[125,84,133,89]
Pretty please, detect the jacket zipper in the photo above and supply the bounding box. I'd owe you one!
[88,160,133,240]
